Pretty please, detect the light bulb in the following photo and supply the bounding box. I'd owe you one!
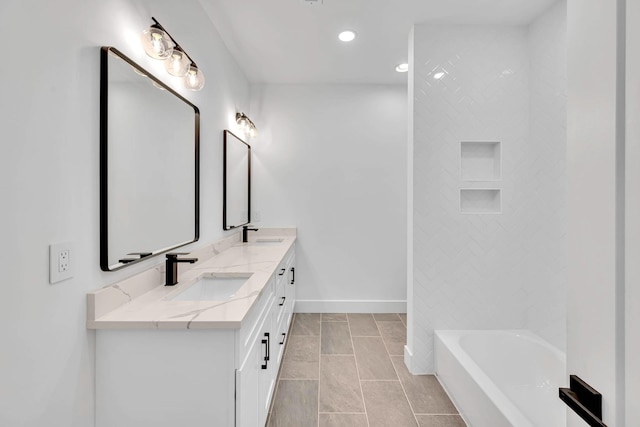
[141,27,174,59]
[338,30,356,42]
[184,65,205,91]
[248,126,257,138]
[165,49,190,77]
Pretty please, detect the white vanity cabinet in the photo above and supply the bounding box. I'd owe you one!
[94,244,296,427]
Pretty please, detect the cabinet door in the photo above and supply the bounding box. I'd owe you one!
[285,255,296,326]
[258,305,276,427]
[236,335,260,427]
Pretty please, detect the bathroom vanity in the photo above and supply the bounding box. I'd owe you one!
[87,228,296,427]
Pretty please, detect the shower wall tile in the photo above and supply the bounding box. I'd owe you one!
[410,3,567,372]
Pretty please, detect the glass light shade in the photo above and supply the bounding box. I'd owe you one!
[395,63,409,73]
[184,65,205,91]
[165,50,190,77]
[248,125,257,138]
[141,27,174,59]
[238,117,250,131]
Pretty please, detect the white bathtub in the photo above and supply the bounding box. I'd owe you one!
[435,330,566,427]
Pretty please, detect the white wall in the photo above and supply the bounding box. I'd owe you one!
[626,1,640,425]
[409,3,567,374]
[566,0,625,425]
[0,0,250,425]
[249,84,407,312]
[526,1,567,351]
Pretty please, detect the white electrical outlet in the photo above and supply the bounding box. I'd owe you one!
[50,242,74,284]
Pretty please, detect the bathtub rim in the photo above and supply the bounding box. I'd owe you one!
[435,329,566,427]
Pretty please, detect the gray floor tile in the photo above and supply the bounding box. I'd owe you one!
[347,313,380,336]
[319,413,368,427]
[322,313,347,321]
[269,380,318,427]
[280,335,320,379]
[415,415,466,426]
[352,337,397,380]
[373,313,402,321]
[399,313,407,326]
[319,355,365,413]
[378,321,407,356]
[291,313,321,336]
[362,381,418,427]
[391,356,458,414]
[321,321,353,354]
[272,314,461,426]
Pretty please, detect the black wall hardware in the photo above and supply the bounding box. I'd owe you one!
[279,268,286,276]
[290,267,295,285]
[559,375,606,427]
[261,332,270,369]
[279,333,286,345]
[279,297,286,306]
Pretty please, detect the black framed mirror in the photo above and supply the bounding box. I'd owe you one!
[223,130,251,230]
[100,46,200,271]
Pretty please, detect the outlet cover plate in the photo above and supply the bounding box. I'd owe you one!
[50,241,74,284]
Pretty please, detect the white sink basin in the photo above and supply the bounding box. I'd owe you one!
[251,238,284,246]
[171,274,251,301]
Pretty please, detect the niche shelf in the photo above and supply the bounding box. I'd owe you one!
[460,189,501,214]
[461,141,501,181]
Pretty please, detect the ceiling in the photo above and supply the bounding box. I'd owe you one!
[199,0,559,85]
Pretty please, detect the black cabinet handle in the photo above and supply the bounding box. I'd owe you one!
[261,332,270,369]
[280,333,286,345]
[261,338,268,369]
[559,375,606,427]
[279,296,286,306]
[278,268,285,276]
[290,267,295,284]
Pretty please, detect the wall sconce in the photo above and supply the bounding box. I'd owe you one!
[141,17,205,91]
[236,112,257,138]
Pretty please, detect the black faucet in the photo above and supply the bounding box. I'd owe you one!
[242,225,259,243]
[165,253,198,286]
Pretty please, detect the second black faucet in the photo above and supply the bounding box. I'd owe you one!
[165,253,198,286]
[242,225,259,243]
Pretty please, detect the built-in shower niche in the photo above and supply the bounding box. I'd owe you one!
[460,189,501,214]
[461,141,501,181]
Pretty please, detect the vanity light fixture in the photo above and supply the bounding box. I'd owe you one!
[236,112,257,138]
[141,17,206,91]
[338,30,356,42]
[395,63,409,73]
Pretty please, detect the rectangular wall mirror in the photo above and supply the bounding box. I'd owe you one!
[100,46,200,271]
[223,130,251,230]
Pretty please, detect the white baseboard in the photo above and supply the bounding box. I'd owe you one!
[294,300,406,314]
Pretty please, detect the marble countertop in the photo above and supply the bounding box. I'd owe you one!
[87,228,296,330]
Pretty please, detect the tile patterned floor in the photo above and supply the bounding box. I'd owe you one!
[267,313,466,427]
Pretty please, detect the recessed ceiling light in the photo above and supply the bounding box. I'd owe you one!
[338,30,356,42]
[433,71,445,79]
[395,63,409,73]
